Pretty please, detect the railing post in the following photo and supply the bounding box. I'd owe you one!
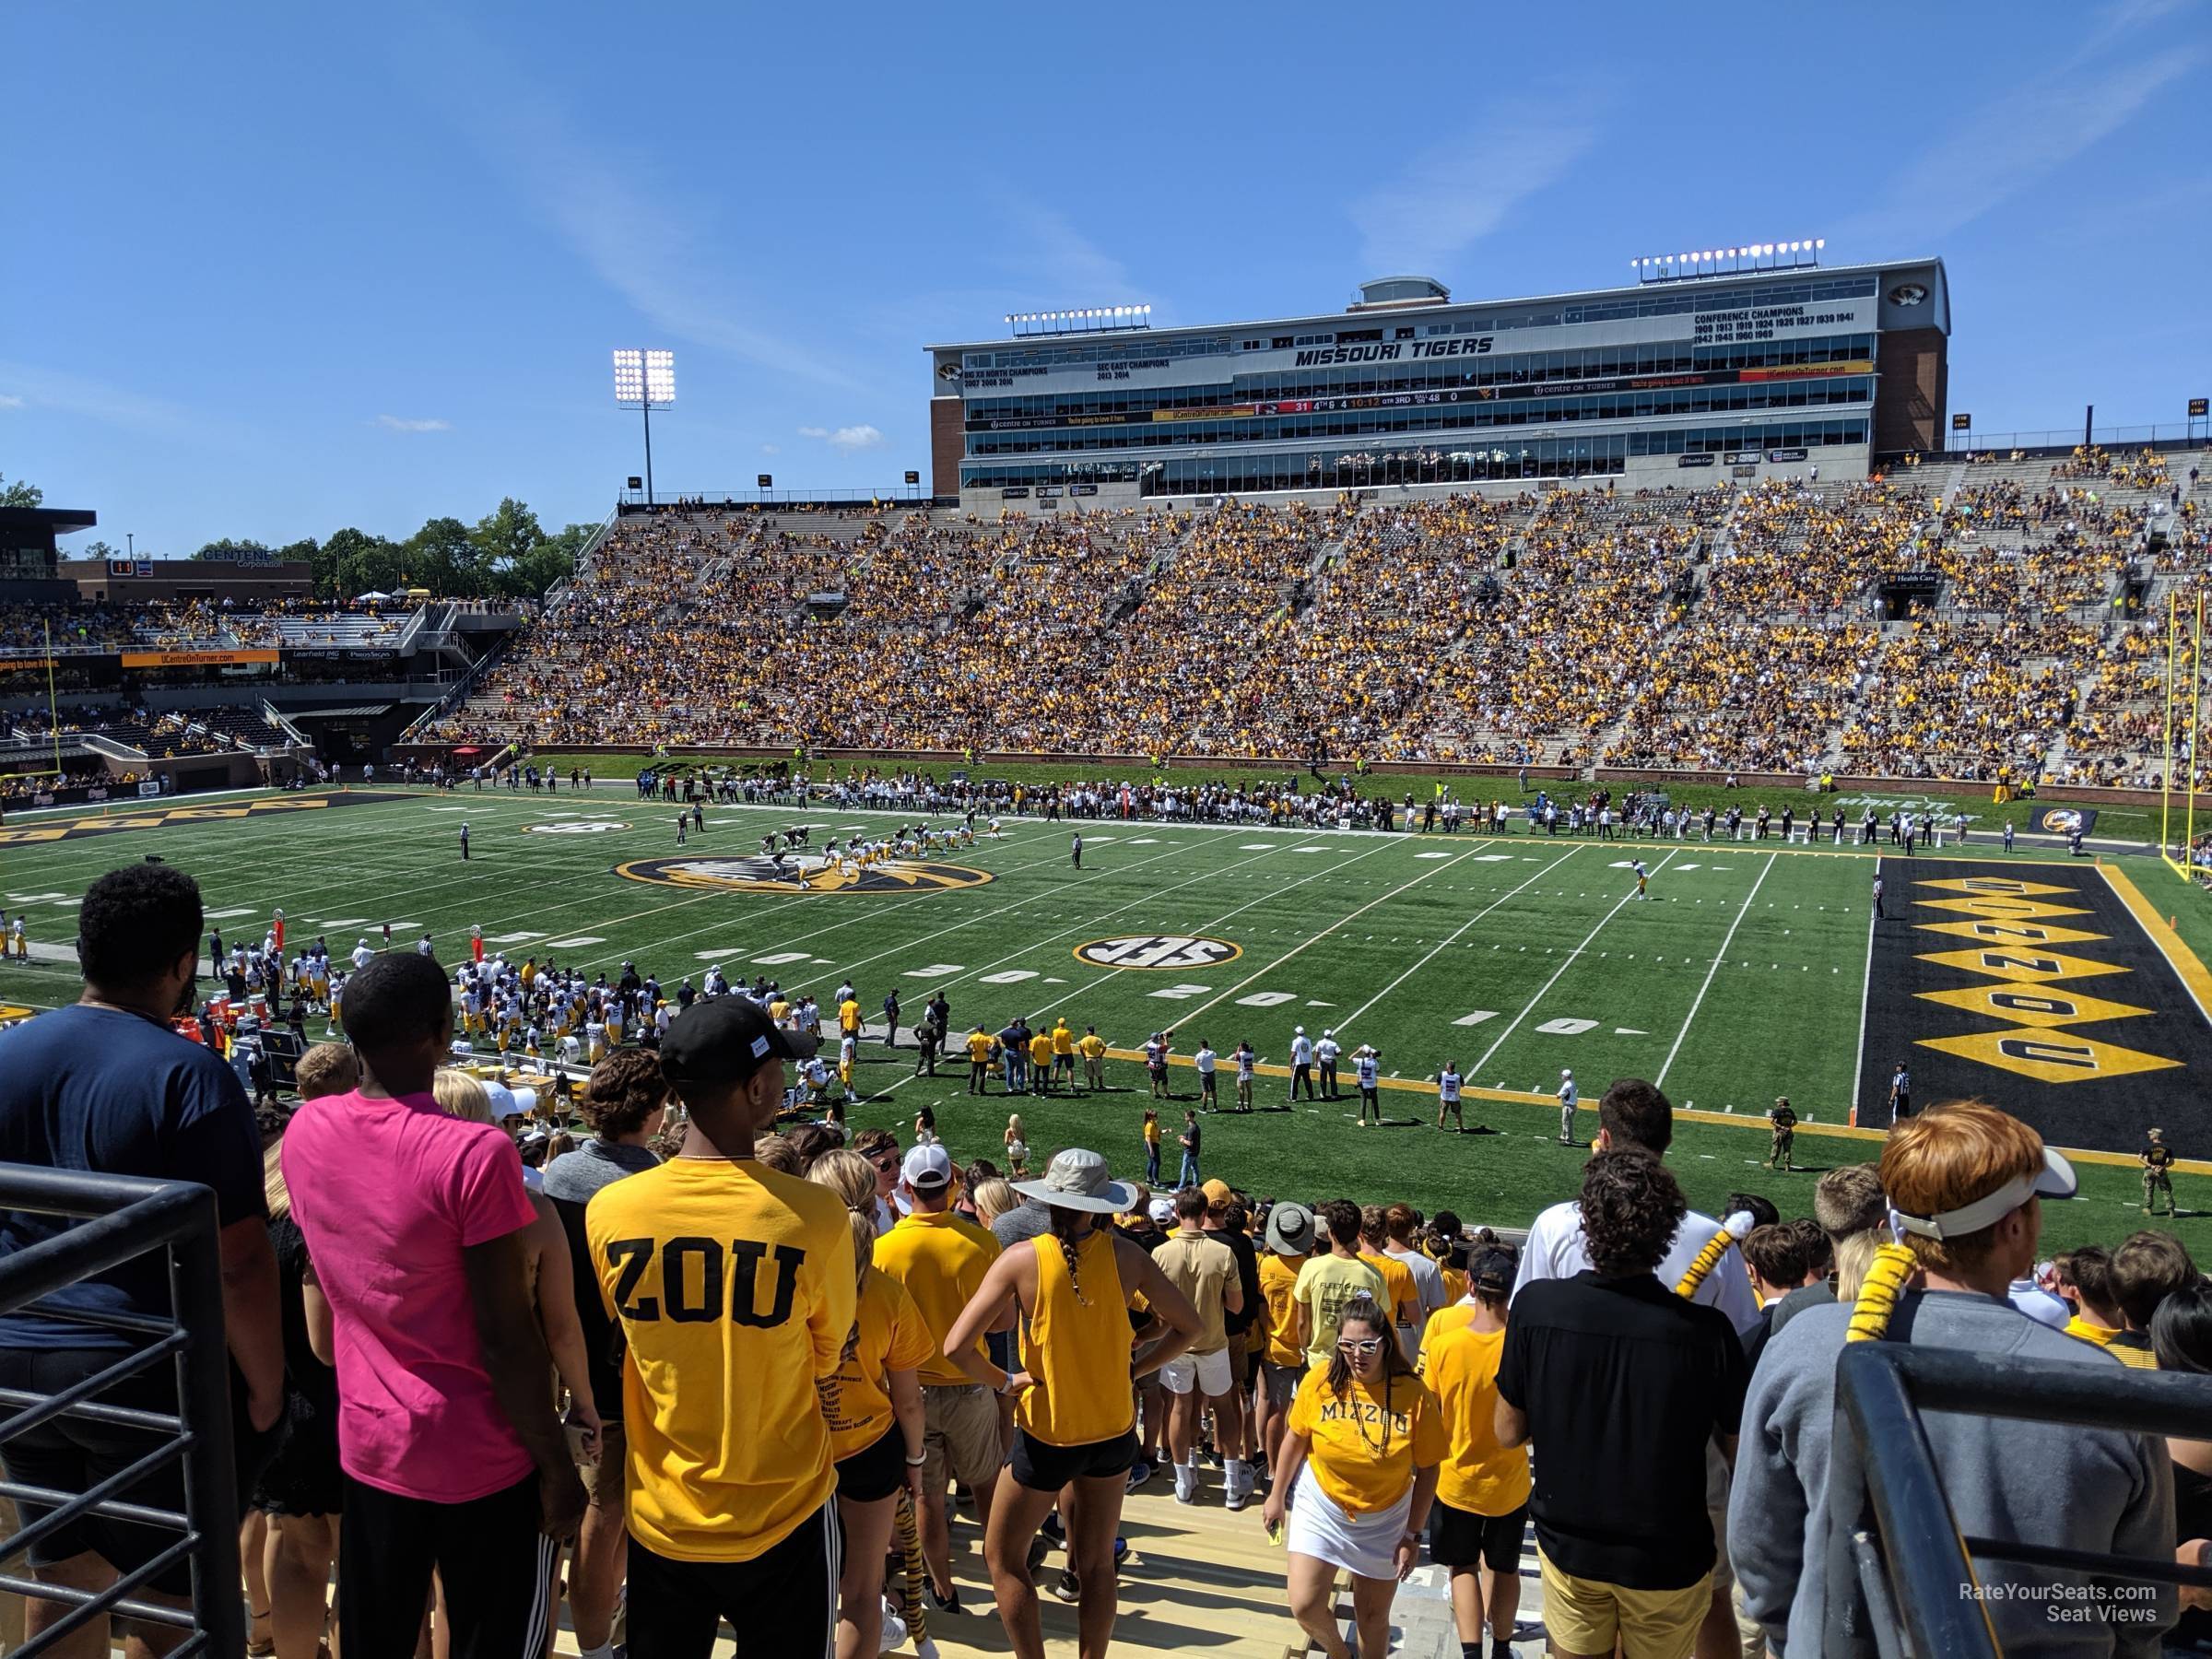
[168,1184,243,1659]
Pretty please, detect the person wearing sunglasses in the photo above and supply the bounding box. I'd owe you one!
[1264,1293,1444,1659]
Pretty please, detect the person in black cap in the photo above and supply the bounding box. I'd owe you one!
[584,995,856,1659]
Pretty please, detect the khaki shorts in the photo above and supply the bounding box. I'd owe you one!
[568,1419,626,1510]
[922,1383,1001,1492]
[1536,1547,1711,1659]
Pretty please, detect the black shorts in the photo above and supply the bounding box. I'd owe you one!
[1008,1428,1138,1493]
[627,1501,840,1659]
[836,1423,905,1504]
[0,1344,206,1595]
[1429,1498,1527,1572]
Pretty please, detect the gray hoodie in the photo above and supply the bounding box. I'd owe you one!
[1728,1291,2174,1659]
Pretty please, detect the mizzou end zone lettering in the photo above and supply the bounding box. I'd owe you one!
[1909,874,2175,1085]
[0,791,413,846]
[1861,861,2212,1153]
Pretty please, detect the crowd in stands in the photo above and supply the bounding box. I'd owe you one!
[3,864,2207,1659]
[0,595,423,657]
[3,702,268,759]
[432,449,2206,786]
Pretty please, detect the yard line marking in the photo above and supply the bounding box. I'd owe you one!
[1655,853,1777,1089]
[1171,841,1510,1030]
[1472,848,1686,1076]
[1851,856,1879,1119]
[539,831,1184,980]
[859,841,1406,1106]
[805,839,1312,1007]
[1334,848,1585,1033]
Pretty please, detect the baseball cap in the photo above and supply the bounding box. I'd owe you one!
[481,1080,524,1121]
[1265,1201,1317,1256]
[1467,1244,1516,1296]
[1147,1196,1176,1225]
[660,996,818,1087]
[901,1143,954,1192]
[1201,1178,1233,1208]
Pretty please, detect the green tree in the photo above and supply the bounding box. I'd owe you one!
[0,473,41,508]
[405,516,476,594]
[471,498,545,582]
[323,527,406,599]
[500,521,594,596]
[82,539,118,560]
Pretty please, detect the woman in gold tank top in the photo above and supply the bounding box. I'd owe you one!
[944,1149,1201,1659]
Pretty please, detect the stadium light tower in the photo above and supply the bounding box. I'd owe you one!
[613,349,675,505]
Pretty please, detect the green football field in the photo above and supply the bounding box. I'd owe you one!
[2,785,2204,1255]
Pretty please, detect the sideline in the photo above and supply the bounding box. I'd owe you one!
[2100,862,2212,1032]
[1093,1050,2212,1175]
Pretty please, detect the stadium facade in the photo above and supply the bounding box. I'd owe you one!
[927,257,1947,508]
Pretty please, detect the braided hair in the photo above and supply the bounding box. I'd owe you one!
[1049,1205,1093,1304]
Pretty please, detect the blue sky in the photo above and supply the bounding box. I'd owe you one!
[5,0,2207,555]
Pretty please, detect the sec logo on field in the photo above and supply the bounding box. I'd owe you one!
[1074,935,1243,971]
[615,855,993,895]
[524,820,631,835]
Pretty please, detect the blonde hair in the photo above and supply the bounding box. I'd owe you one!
[807,1147,879,1286]
[1877,1100,2044,1272]
[1833,1229,1884,1302]
[1006,1113,1025,1139]
[264,1140,290,1223]
[753,1134,805,1175]
[293,1042,359,1102]
[971,1178,1018,1226]
[432,1069,493,1124]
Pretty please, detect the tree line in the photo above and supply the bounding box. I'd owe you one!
[57,488,594,601]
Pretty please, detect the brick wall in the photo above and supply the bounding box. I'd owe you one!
[1875,326,1948,454]
[930,397,964,498]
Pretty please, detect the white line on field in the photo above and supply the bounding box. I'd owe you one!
[1655,853,1776,1088]
[1171,841,1513,1030]
[1851,856,1878,1117]
[1334,846,1587,1034]
[1471,848,1685,1076]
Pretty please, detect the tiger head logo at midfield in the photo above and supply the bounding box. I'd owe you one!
[614,855,993,895]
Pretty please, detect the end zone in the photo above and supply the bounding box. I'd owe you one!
[1859,858,2212,1155]
[0,791,418,847]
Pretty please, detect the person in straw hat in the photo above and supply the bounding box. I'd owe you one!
[944,1148,1204,1659]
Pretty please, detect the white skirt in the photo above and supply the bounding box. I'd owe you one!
[1285,1464,1410,1581]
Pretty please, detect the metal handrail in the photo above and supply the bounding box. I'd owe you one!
[1828,1341,2212,1659]
[0,1166,244,1657]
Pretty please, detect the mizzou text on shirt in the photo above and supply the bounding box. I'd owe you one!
[586,1155,855,1561]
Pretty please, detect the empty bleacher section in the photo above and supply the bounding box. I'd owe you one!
[433,446,2210,785]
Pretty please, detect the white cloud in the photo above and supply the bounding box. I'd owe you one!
[0,360,218,441]
[442,94,872,396]
[760,442,780,454]
[0,394,22,410]
[798,424,884,453]
[374,415,451,433]
[1351,102,1603,275]
[1834,46,2205,246]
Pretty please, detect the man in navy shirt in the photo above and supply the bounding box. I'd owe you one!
[0,862,282,1653]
